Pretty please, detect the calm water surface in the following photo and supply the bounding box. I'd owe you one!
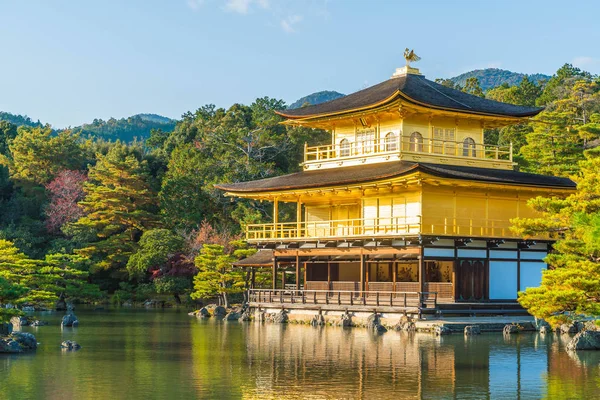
[1,308,599,399]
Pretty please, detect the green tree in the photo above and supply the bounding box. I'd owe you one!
[191,244,245,308]
[462,77,484,97]
[68,143,158,279]
[0,240,101,318]
[0,121,17,156]
[511,149,600,327]
[1,126,84,186]
[127,229,184,279]
[159,144,216,229]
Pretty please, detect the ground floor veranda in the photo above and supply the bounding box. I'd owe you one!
[239,238,549,315]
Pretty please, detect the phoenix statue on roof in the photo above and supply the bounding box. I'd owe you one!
[404,48,421,66]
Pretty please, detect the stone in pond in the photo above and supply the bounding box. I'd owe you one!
[61,312,79,327]
[566,331,600,351]
[61,340,81,351]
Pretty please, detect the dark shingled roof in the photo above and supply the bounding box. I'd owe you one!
[233,250,273,267]
[216,162,576,193]
[279,74,543,119]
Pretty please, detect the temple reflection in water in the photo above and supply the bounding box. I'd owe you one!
[194,323,598,399]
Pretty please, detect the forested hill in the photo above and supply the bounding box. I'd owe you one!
[449,68,550,91]
[0,111,176,142]
[71,114,177,142]
[0,111,44,128]
[288,90,345,109]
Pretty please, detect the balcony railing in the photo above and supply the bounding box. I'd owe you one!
[245,216,422,241]
[303,136,512,163]
[244,216,542,241]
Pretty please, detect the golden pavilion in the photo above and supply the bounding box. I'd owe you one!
[217,62,576,316]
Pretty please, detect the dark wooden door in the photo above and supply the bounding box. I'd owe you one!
[457,260,488,301]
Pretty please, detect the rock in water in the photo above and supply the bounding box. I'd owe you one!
[560,322,580,335]
[310,314,325,326]
[0,322,13,336]
[238,310,251,321]
[0,337,22,353]
[61,312,79,327]
[503,324,519,335]
[61,340,81,351]
[225,311,241,321]
[339,312,353,327]
[197,307,211,318]
[12,332,37,350]
[539,326,550,335]
[567,331,600,351]
[434,326,451,336]
[272,310,288,324]
[367,313,387,334]
[464,325,481,335]
[212,306,227,317]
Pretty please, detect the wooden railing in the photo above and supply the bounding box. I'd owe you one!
[304,137,512,163]
[244,215,542,241]
[247,289,438,310]
[245,216,421,241]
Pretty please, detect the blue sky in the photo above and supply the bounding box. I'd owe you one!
[0,0,599,128]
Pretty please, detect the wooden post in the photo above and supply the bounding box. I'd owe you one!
[418,248,425,294]
[360,255,365,293]
[327,262,331,291]
[296,199,302,239]
[295,255,300,291]
[282,268,286,289]
[251,268,256,289]
[272,257,277,290]
[273,198,279,238]
[303,263,307,290]
[392,260,397,292]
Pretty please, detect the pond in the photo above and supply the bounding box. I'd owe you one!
[1,308,599,399]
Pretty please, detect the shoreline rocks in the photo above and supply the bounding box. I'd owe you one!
[0,332,38,353]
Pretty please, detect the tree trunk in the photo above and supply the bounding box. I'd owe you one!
[223,293,230,309]
[173,293,182,305]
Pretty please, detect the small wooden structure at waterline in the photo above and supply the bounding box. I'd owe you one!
[220,56,576,321]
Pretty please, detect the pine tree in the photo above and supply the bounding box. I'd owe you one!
[0,240,101,320]
[68,143,158,278]
[191,244,245,308]
[511,149,600,327]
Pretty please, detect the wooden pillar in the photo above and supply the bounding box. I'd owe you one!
[418,247,425,294]
[296,199,302,238]
[359,255,365,293]
[327,261,331,290]
[272,257,277,290]
[295,255,300,290]
[251,268,256,289]
[392,261,397,292]
[273,198,279,239]
[303,263,307,290]
[282,268,286,289]
[365,261,370,291]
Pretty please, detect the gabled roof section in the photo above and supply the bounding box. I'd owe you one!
[215,161,576,193]
[279,74,543,119]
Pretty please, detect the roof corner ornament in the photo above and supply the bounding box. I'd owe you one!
[403,48,421,67]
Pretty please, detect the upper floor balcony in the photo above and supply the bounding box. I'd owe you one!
[244,215,539,243]
[303,135,514,170]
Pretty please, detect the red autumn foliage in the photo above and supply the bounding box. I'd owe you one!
[185,220,241,255]
[149,253,197,280]
[44,170,87,233]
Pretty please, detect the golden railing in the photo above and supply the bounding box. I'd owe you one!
[245,216,422,241]
[245,216,545,241]
[304,137,512,163]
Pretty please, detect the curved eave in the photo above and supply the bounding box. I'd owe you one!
[278,91,543,122]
